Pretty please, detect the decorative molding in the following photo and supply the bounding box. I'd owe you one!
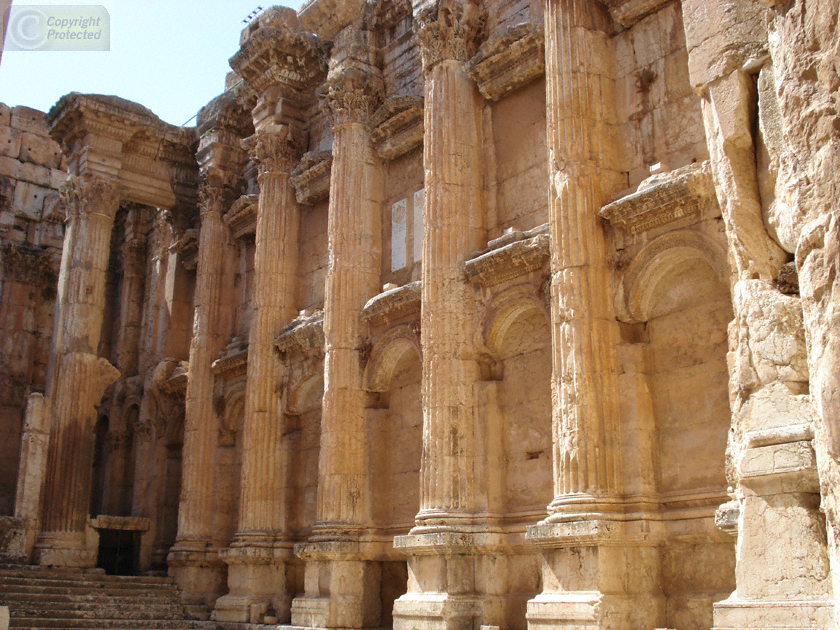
[362,281,422,328]
[600,162,716,235]
[212,342,249,378]
[369,96,424,160]
[291,151,333,205]
[276,311,325,358]
[415,0,487,73]
[225,194,259,238]
[465,224,550,288]
[466,23,545,102]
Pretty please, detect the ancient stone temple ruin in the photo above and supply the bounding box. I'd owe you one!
[0,0,838,628]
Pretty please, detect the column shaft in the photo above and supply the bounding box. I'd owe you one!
[176,196,231,546]
[544,0,622,516]
[317,120,381,533]
[237,164,299,538]
[418,60,484,522]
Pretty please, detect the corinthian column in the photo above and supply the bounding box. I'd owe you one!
[414,0,485,528]
[313,68,383,538]
[213,127,301,624]
[542,0,622,521]
[35,174,122,568]
[168,175,236,602]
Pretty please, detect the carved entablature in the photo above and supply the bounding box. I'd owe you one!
[362,281,422,328]
[212,341,249,378]
[369,96,424,160]
[1,243,57,287]
[465,224,550,289]
[276,311,325,358]
[230,7,328,96]
[243,124,302,176]
[601,0,672,27]
[60,173,123,222]
[599,162,716,235]
[466,23,545,101]
[161,362,189,396]
[415,0,487,73]
[318,68,384,128]
[225,194,259,238]
[291,151,333,205]
[48,93,198,211]
[172,229,200,270]
[373,0,411,30]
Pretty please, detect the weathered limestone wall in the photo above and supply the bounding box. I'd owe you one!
[0,105,64,519]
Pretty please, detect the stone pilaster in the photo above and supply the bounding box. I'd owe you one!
[393,3,493,630]
[525,3,663,629]
[114,207,148,377]
[290,64,384,630]
[168,177,236,605]
[34,174,122,568]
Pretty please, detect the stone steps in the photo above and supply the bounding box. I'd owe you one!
[0,566,209,630]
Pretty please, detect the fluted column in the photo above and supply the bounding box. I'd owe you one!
[35,174,122,568]
[414,0,485,527]
[314,68,383,537]
[173,183,233,549]
[236,126,300,540]
[543,0,622,520]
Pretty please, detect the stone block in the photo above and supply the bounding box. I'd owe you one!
[0,103,11,127]
[10,106,48,135]
[0,605,8,630]
[0,126,21,159]
[12,181,50,220]
[19,132,61,169]
[18,161,52,188]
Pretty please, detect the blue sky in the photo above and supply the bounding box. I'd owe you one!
[1,0,306,126]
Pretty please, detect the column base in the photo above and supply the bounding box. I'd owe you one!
[712,598,835,629]
[212,543,292,623]
[525,520,665,630]
[33,529,98,568]
[167,546,226,609]
[290,540,382,629]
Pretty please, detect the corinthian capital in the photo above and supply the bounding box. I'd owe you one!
[318,68,384,128]
[415,0,487,73]
[243,125,302,176]
[197,167,239,214]
[59,173,122,222]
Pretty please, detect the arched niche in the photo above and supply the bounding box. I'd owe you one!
[215,384,246,543]
[364,326,423,533]
[481,287,553,518]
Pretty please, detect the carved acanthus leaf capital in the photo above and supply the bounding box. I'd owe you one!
[317,68,384,128]
[59,174,123,222]
[197,167,240,214]
[415,0,487,73]
[243,125,302,175]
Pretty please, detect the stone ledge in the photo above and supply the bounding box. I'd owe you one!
[290,151,332,205]
[369,96,424,161]
[467,22,545,102]
[465,225,549,288]
[362,281,421,327]
[212,341,249,377]
[89,515,150,531]
[226,194,259,238]
[275,311,324,357]
[600,162,715,235]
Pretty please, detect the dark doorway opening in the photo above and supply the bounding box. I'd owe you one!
[96,528,140,575]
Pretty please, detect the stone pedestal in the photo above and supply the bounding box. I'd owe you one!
[35,174,122,568]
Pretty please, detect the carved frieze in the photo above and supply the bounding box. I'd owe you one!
[466,23,545,102]
[369,96,424,160]
[276,311,325,358]
[225,194,259,238]
[415,0,487,73]
[362,281,422,328]
[465,224,550,288]
[599,162,716,235]
[290,151,333,205]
